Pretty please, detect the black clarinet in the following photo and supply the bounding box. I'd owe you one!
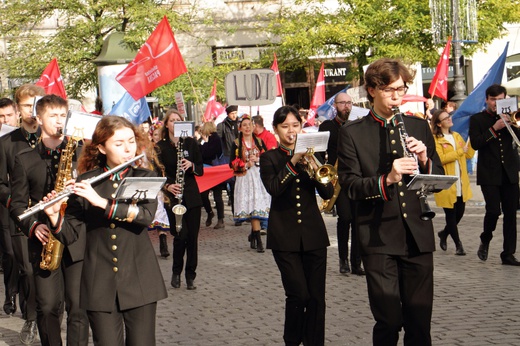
[392,107,435,221]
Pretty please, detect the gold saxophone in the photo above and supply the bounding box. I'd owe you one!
[40,132,79,271]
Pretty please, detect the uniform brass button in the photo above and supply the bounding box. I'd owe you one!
[110,223,115,229]
[111,245,117,251]
[296,195,300,199]
[399,192,404,197]
[390,129,395,135]
[403,213,408,218]
[402,203,406,207]
[54,164,59,168]
[398,182,403,186]
[392,150,397,155]
[296,203,301,207]
[296,179,300,183]
[297,211,301,215]
[53,155,58,159]
[31,144,36,148]
[391,140,396,145]
[113,183,119,189]
[111,193,116,198]
[112,257,118,263]
[297,219,302,224]
[113,267,118,272]
[296,187,300,191]
[111,234,116,240]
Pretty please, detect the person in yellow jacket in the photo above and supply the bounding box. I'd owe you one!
[431,110,475,255]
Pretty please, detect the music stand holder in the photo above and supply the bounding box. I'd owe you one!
[114,177,167,202]
[407,174,458,194]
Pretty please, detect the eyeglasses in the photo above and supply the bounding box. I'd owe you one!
[335,101,352,106]
[439,115,452,122]
[378,86,409,97]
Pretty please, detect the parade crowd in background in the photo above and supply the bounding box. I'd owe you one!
[0,57,519,346]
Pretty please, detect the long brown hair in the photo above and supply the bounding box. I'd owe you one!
[430,109,450,138]
[161,108,184,140]
[77,116,147,174]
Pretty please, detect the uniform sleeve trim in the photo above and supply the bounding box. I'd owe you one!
[378,175,390,201]
[285,162,298,176]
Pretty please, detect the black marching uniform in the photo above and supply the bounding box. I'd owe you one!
[319,116,362,271]
[0,128,40,322]
[9,140,89,346]
[337,111,443,345]
[156,137,203,283]
[51,165,167,345]
[260,144,333,346]
[469,109,520,261]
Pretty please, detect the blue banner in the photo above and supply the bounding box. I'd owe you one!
[110,92,151,125]
[316,87,349,121]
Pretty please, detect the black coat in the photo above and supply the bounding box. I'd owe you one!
[9,140,84,264]
[156,136,203,209]
[469,110,520,185]
[216,117,239,157]
[260,146,333,252]
[337,111,444,256]
[318,116,344,165]
[200,132,223,165]
[51,166,167,312]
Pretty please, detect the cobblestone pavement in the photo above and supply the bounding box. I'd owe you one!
[1,176,520,345]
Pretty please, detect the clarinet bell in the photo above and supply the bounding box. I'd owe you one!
[419,195,435,221]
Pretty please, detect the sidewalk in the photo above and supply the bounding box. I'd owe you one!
[1,178,520,345]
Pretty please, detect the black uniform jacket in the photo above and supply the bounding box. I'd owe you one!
[318,116,344,165]
[51,166,167,312]
[469,110,520,185]
[337,111,444,256]
[10,140,84,264]
[260,145,333,252]
[156,136,203,209]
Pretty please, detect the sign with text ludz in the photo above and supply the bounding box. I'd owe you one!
[225,69,277,106]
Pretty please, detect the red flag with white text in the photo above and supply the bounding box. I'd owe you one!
[271,53,283,97]
[116,16,187,100]
[428,38,452,101]
[203,80,226,121]
[308,63,325,126]
[35,58,67,99]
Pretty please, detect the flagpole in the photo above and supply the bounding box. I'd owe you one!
[185,71,204,123]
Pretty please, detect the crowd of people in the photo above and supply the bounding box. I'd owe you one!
[0,57,518,346]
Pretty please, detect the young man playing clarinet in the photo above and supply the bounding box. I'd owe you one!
[337,58,443,345]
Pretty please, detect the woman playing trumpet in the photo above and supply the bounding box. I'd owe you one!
[260,106,333,345]
[43,115,167,346]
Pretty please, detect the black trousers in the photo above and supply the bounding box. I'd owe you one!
[33,253,89,346]
[0,206,19,299]
[335,191,361,268]
[480,179,519,258]
[11,234,36,321]
[166,205,201,280]
[441,196,465,245]
[273,248,327,346]
[201,183,225,219]
[88,300,157,346]
[362,252,433,346]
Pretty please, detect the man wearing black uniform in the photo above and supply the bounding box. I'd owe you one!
[10,95,89,346]
[0,84,45,344]
[319,92,364,275]
[469,84,520,265]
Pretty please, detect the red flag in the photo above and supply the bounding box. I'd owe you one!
[203,80,225,121]
[271,53,283,97]
[195,165,234,193]
[428,38,452,101]
[308,63,325,126]
[35,58,67,99]
[116,16,187,100]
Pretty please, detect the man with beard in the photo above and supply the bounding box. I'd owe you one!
[319,93,364,275]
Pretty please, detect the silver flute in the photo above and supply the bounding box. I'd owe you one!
[18,154,144,221]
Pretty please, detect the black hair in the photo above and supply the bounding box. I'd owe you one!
[0,98,15,109]
[485,84,507,98]
[272,105,302,128]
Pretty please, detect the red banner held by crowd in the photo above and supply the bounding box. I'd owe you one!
[308,63,325,126]
[203,80,226,122]
[35,58,67,99]
[116,16,187,100]
[428,38,452,101]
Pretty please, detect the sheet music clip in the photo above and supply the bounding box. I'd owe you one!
[406,174,458,194]
[114,177,167,202]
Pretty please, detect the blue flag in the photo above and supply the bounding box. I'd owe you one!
[317,87,349,121]
[452,43,509,140]
[110,92,151,125]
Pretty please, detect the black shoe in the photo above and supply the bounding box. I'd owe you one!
[234,221,243,226]
[501,255,520,266]
[213,219,225,229]
[437,231,447,251]
[255,232,264,253]
[187,279,197,290]
[477,242,489,261]
[351,267,366,276]
[159,234,170,258]
[171,274,181,288]
[339,259,350,274]
[455,242,466,256]
[205,211,214,227]
[248,231,257,249]
[20,320,37,345]
[3,293,16,315]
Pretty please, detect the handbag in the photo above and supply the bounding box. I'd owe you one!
[211,153,227,166]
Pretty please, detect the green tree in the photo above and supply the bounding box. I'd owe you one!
[265,0,520,84]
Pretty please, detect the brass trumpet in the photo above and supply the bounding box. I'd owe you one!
[302,148,337,185]
[508,111,520,128]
